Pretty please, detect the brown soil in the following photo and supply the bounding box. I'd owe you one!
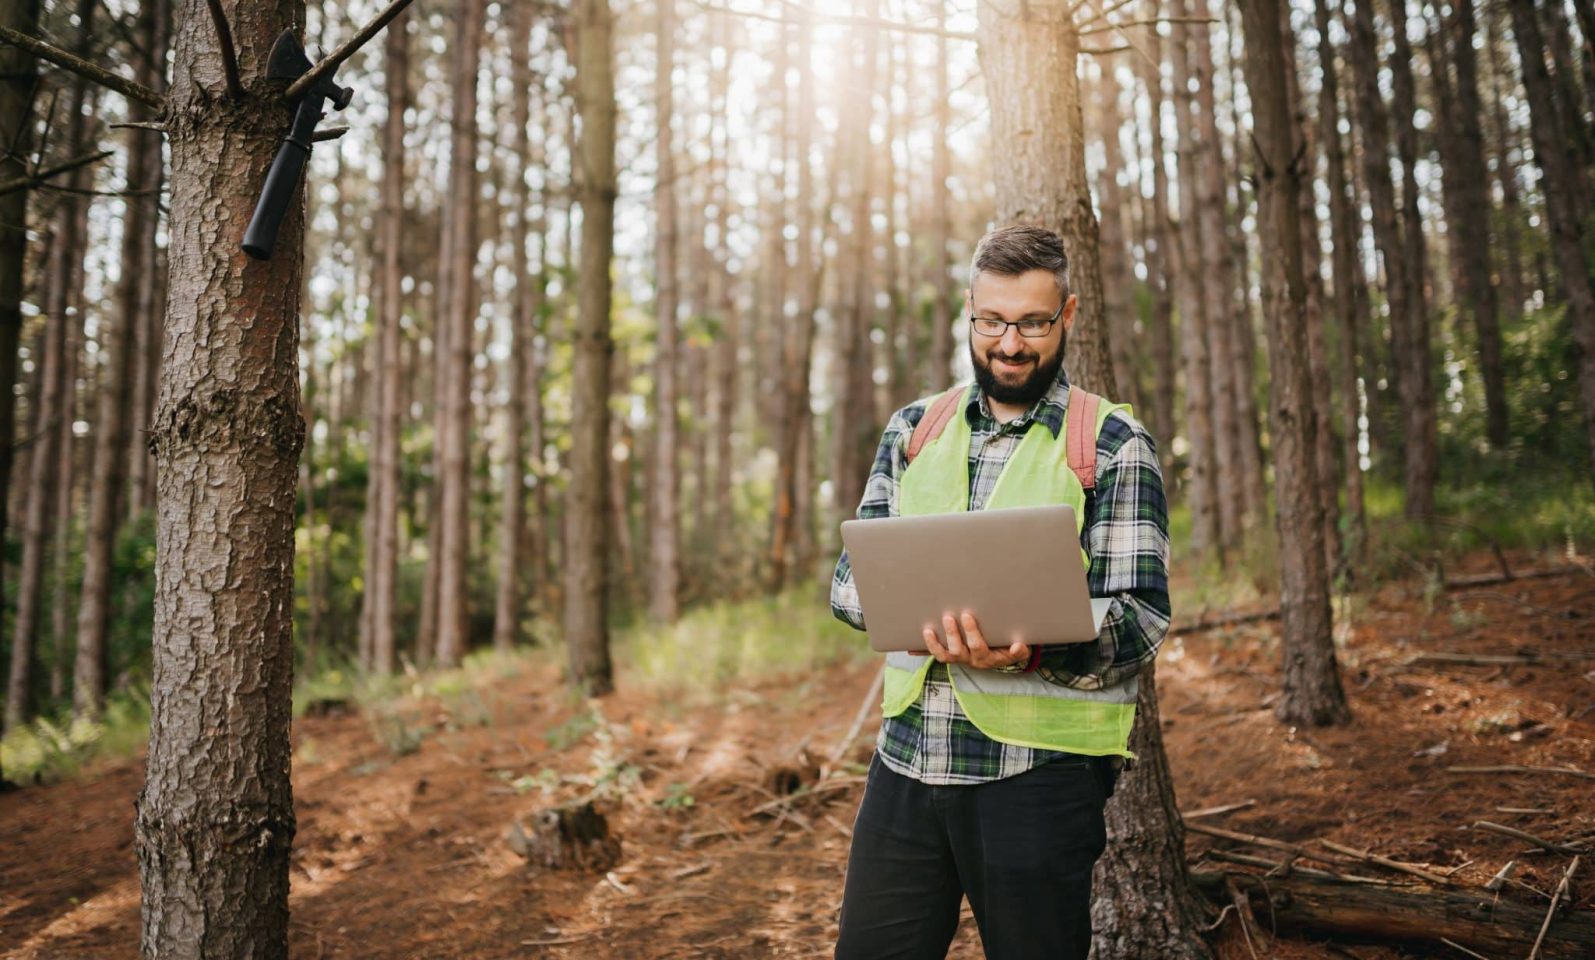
[4,552,1593,959]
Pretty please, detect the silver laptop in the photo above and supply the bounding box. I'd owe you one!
[840,504,1112,653]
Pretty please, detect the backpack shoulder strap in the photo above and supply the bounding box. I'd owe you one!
[1066,385,1102,490]
[905,387,965,465]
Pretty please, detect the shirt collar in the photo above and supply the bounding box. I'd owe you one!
[966,365,1071,438]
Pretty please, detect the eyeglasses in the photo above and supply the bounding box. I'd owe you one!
[968,300,1064,339]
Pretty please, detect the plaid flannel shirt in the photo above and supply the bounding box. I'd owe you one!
[830,368,1172,784]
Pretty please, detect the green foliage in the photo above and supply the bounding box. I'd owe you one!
[657,781,696,811]
[0,682,152,784]
[616,587,872,700]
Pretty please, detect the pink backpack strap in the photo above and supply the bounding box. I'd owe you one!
[1066,386,1101,490]
[905,387,964,465]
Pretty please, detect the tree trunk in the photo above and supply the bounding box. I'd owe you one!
[649,0,680,622]
[6,0,93,732]
[1510,0,1595,489]
[1315,0,1367,564]
[929,2,953,392]
[1095,76,1138,410]
[1193,4,1245,552]
[566,0,617,695]
[1347,0,1419,503]
[977,3,1215,956]
[709,11,738,580]
[1484,3,1526,333]
[0,0,41,741]
[1169,4,1221,561]
[135,0,311,952]
[769,10,818,590]
[48,226,84,709]
[492,0,532,654]
[435,0,484,667]
[1134,14,1179,485]
[1237,0,1350,728]
[76,0,165,716]
[830,4,878,532]
[366,6,407,675]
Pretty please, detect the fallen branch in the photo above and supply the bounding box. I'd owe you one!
[1192,868,1595,958]
[824,664,885,774]
[1201,849,1391,884]
[1472,821,1584,855]
[1529,857,1581,960]
[1183,799,1258,820]
[1316,838,1455,886]
[1407,652,1595,667]
[0,25,163,108]
[1185,821,1355,866]
[1445,566,1586,589]
[285,0,419,102]
[1448,765,1595,782]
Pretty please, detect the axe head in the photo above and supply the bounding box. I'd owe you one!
[265,29,353,110]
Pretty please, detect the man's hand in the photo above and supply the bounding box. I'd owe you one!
[913,611,1031,670]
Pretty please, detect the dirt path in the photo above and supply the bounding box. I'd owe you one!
[4,553,1593,959]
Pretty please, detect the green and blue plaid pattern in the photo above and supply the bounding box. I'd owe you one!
[830,367,1172,784]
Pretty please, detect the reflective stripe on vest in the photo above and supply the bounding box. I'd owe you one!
[881,382,1139,758]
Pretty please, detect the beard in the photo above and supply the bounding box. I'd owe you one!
[971,336,1066,407]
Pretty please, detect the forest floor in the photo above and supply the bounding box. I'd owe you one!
[4,549,1595,959]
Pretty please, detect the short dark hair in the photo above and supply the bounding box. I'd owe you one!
[969,224,1071,301]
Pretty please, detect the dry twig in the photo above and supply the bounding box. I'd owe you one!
[1317,838,1456,886]
[1528,856,1580,960]
[1472,820,1584,855]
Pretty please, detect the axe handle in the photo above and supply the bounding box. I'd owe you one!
[242,98,323,260]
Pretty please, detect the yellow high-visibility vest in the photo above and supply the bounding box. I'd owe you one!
[881,382,1139,758]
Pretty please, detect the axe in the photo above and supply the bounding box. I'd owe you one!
[242,31,353,260]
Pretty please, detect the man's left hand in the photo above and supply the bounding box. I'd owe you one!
[917,611,1031,670]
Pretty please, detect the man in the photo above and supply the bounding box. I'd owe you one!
[830,225,1171,960]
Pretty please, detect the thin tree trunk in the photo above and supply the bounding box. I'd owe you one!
[76,0,164,715]
[927,0,953,392]
[1509,0,1595,489]
[1316,0,1367,564]
[1096,75,1138,409]
[1135,15,1179,483]
[6,0,93,732]
[1237,0,1350,728]
[1484,4,1526,332]
[649,0,680,622]
[769,9,817,590]
[368,7,408,676]
[48,236,83,708]
[1170,4,1221,561]
[710,10,738,578]
[977,2,1214,956]
[136,0,310,951]
[566,0,617,695]
[493,0,532,654]
[436,0,484,667]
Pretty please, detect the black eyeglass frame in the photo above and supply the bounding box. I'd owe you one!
[967,299,1065,339]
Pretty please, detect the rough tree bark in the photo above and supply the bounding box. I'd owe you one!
[976,2,1215,956]
[134,0,321,952]
[1237,0,1350,728]
[566,0,617,694]
[1134,15,1179,484]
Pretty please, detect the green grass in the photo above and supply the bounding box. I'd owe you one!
[615,585,873,701]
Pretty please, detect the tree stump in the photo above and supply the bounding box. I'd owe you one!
[508,801,621,872]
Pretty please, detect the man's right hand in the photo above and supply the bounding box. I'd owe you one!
[912,611,1031,670]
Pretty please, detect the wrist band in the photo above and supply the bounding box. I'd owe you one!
[1022,646,1043,673]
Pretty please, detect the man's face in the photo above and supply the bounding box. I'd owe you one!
[965,269,1077,407]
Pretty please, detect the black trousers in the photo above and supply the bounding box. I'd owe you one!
[834,753,1114,960]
